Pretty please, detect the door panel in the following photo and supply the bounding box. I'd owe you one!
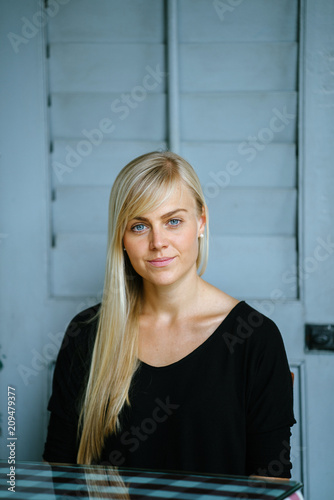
[6,1,331,498]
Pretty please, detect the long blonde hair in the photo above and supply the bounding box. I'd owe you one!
[77,151,209,464]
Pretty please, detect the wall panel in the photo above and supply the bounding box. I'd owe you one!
[48,0,299,306]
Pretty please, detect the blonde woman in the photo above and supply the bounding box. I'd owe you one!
[43,151,295,477]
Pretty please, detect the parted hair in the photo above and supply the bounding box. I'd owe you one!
[77,151,209,464]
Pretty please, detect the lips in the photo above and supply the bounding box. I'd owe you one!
[148,257,175,268]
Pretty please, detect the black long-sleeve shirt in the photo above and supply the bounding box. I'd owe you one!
[43,301,296,477]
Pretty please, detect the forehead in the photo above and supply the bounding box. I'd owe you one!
[131,183,197,220]
[159,183,195,208]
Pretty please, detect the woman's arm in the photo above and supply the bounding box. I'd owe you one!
[43,412,78,463]
[245,313,296,478]
[42,305,99,464]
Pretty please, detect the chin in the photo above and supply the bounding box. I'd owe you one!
[143,271,178,286]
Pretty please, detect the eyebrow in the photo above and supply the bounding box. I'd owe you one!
[130,208,188,222]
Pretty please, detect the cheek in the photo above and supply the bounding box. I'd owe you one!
[178,228,199,252]
[125,238,146,263]
[124,248,141,275]
[123,233,137,250]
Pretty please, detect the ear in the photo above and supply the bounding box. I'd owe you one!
[198,205,207,233]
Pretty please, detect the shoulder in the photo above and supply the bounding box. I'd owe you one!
[238,302,283,342]
[198,279,240,318]
[198,280,284,350]
[231,301,278,330]
[65,303,101,331]
[222,301,285,356]
[57,303,101,364]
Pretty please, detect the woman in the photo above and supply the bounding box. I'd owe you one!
[43,151,295,477]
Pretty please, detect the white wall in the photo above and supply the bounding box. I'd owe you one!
[303,1,334,498]
[0,0,50,459]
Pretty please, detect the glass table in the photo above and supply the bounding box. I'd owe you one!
[0,460,303,500]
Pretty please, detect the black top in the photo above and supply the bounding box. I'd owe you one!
[43,301,296,477]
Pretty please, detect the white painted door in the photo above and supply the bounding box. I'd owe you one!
[1,2,334,499]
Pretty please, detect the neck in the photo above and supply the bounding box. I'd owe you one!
[141,272,203,323]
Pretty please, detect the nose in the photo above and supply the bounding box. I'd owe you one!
[149,226,168,250]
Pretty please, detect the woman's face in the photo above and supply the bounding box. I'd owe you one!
[123,183,206,289]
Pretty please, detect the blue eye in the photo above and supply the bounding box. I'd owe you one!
[132,223,146,232]
[130,219,182,232]
[169,219,181,226]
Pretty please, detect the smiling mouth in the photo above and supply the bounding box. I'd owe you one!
[148,257,176,267]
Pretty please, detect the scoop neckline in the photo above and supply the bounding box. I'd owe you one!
[139,300,245,371]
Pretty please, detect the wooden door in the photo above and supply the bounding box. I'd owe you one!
[2,2,334,498]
